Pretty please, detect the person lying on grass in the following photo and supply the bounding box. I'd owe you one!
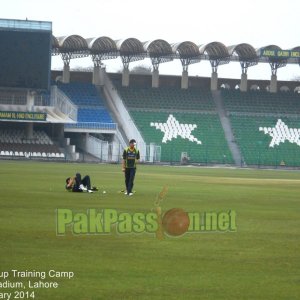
[65,173,98,193]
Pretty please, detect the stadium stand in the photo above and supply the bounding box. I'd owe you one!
[57,82,115,126]
[115,82,233,164]
[131,111,231,163]
[0,128,64,159]
[56,82,105,106]
[222,89,300,166]
[77,108,113,123]
[117,86,215,112]
[222,89,300,114]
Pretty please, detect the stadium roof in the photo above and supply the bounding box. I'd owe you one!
[143,40,172,57]
[51,34,300,67]
[227,43,258,62]
[199,42,229,59]
[86,36,118,63]
[55,35,89,62]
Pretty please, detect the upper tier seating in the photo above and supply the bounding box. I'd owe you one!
[57,82,105,107]
[222,89,300,114]
[117,86,216,112]
[57,82,114,126]
[77,108,113,123]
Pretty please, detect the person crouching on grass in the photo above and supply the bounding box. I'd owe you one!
[122,139,140,196]
[65,173,97,193]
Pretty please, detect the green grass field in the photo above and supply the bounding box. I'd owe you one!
[0,160,299,300]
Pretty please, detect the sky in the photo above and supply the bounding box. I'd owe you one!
[1,0,300,80]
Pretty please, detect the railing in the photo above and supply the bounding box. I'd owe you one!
[50,86,78,121]
[0,89,27,105]
[87,135,108,161]
[76,141,161,163]
[64,122,117,130]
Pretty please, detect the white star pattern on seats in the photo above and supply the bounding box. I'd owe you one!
[150,114,202,144]
[259,119,300,147]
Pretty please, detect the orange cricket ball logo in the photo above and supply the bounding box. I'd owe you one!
[162,208,190,237]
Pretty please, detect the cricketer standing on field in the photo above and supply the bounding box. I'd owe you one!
[122,139,140,196]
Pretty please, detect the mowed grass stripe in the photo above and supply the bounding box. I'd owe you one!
[0,160,299,300]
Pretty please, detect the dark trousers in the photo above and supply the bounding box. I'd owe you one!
[125,168,136,193]
[81,175,91,190]
[74,173,91,191]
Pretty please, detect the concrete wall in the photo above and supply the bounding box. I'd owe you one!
[51,70,300,92]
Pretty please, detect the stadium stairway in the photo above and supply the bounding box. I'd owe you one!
[94,85,128,147]
[211,90,243,166]
[100,73,146,155]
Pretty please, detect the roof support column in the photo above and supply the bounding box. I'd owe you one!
[117,38,146,88]
[62,62,70,83]
[270,74,277,93]
[181,69,188,89]
[239,62,251,92]
[145,39,173,89]
[92,63,106,86]
[60,52,73,84]
[152,68,159,88]
[230,43,258,92]
[200,42,229,91]
[149,58,161,88]
[93,64,101,85]
[269,63,279,93]
[26,123,34,140]
[240,73,248,92]
[26,90,35,111]
[209,60,222,91]
[180,63,189,89]
[268,59,286,93]
[173,41,200,89]
[99,66,106,86]
[211,71,218,91]
[122,66,130,87]
[55,124,65,144]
